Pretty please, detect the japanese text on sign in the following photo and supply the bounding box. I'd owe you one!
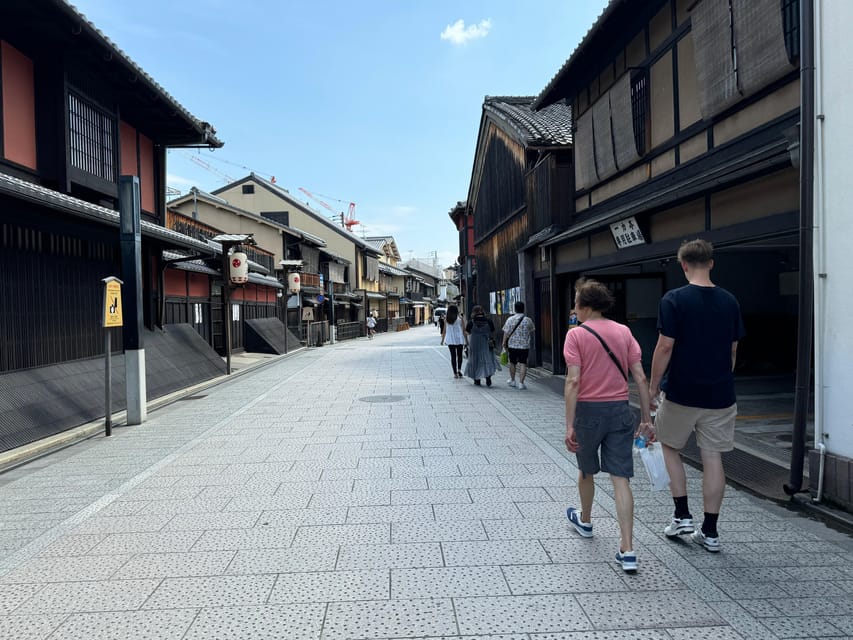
[609,217,646,249]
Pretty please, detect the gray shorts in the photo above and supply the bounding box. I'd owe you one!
[574,401,635,479]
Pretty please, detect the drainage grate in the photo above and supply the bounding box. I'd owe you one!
[359,395,407,403]
[177,395,208,401]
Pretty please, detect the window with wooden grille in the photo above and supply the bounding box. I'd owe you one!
[630,71,649,156]
[782,0,800,62]
[68,91,116,183]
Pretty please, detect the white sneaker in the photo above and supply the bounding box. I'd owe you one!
[517,383,527,390]
[507,379,516,387]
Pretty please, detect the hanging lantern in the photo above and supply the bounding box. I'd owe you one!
[229,252,248,284]
[287,272,301,294]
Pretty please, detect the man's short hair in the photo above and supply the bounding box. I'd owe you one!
[677,239,714,266]
[575,278,614,313]
[514,301,525,313]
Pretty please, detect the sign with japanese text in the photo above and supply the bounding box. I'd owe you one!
[609,217,646,249]
[102,278,123,327]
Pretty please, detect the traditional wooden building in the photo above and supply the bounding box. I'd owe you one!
[532,0,801,374]
[464,96,573,368]
[0,0,228,452]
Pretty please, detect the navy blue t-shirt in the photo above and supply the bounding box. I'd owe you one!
[658,284,745,409]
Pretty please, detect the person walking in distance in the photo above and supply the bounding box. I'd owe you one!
[366,313,376,339]
[502,301,535,390]
[563,279,653,573]
[649,239,745,553]
[441,304,467,379]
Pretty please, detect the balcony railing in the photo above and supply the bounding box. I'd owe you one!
[301,272,321,287]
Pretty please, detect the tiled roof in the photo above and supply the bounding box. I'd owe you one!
[483,96,573,146]
[0,173,213,254]
[57,1,222,147]
[378,262,408,277]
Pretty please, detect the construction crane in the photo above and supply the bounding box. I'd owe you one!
[298,187,360,231]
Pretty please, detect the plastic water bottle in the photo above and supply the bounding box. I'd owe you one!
[634,435,647,449]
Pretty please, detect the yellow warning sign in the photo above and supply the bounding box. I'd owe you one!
[103,279,123,327]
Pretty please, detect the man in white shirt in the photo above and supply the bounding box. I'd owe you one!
[502,301,535,389]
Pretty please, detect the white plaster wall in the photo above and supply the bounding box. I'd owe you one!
[816,0,853,457]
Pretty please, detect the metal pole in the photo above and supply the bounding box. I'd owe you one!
[785,0,815,496]
[104,330,112,437]
[221,251,232,375]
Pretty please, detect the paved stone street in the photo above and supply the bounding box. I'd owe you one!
[1,326,852,639]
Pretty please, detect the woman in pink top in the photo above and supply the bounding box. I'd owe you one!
[562,278,653,573]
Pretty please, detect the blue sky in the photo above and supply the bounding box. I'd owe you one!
[71,0,609,268]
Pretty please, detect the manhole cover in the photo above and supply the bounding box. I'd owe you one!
[359,395,407,403]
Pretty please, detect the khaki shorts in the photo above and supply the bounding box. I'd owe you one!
[655,395,737,453]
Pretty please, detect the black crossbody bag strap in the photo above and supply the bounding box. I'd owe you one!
[579,324,627,381]
[505,315,524,344]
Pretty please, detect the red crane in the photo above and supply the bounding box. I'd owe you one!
[298,187,360,231]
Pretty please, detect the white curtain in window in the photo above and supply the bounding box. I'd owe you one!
[733,0,795,96]
[364,256,379,281]
[327,261,346,283]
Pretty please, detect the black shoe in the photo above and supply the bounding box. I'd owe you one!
[486,377,492,387]
[474,379,481,386]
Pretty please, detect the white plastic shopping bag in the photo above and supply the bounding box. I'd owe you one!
[637,443,670,491]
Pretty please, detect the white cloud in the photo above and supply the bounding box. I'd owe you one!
[166,173,196,188]
[440,18,492,45]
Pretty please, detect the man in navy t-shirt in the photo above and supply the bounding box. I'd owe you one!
[649,239,745,554]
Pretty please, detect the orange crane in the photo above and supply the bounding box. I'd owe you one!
[298,187,360,231]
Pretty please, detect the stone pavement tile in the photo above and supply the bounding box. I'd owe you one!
[443,540,550,566]
[392,447,453,458]
[722,567,790,582]
[708,601,779,639]
[354,478,428,492]
[455,593,589,635]
[766,596,853,617]
[184,603,325,640]
[261,506,348,527]
[268,570,389,603]
[191,526,296,551]
[89,530,203,555]
[391,566,509,599]
[48,609,197,640]
[322,467,391,481]
[0,555,131,584]
[309,491,391,508]
[641,544,730,601]
[392,465,460,478]
[576,590,722,630]
[164,511,260,531]
[391,520,486,544]
[830,615,853,634]
[176,473,258,487]
[0,614,66,640]
[515,501,573,520]
[502,562,627,595]
[15,579,161,614]
[337,542,443,571]
[426,475,503,490]
[37,535,106,557]
[95,501,149,517]
[0,513,67,531]
[737,598,785,618]
[666,627,746,640]
[222,494,312,512]
[457,463,535,476]
[71,514,174,535]
[132,498,231,515]
[347,505,435,524]
[110,550,235,579]
[0,584,43,615]
[614,559,686,591]
[292,523,391,546]
[434,503,523,521]
[761,616,848,638]
[322,598,456,639]
[716,581,790,600]
[120,486,203,501]
[483,517,578,541]
[777,579,850,598]
[391,489,471,505]
[141,575,276,609]
[530,632,669,640]
[499,473,574,488]
[227,545,338,574]
[468,487,554,503]
[194,483,283,498]
[838,580,853,595]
